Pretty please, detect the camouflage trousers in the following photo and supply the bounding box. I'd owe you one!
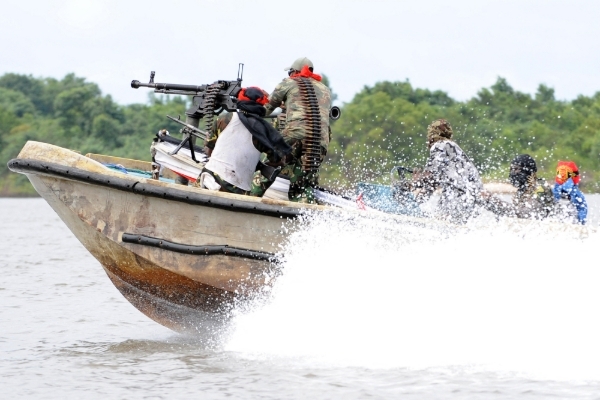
[249,159,319,203]
[250,141,324,203]
[249,170,275,197]
[249,154,275,197]
[284,144,326,203]
[281,159,319,204]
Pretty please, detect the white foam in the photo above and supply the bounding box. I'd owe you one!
[226,211,600,380]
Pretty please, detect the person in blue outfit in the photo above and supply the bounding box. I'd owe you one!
[553,161,587,225]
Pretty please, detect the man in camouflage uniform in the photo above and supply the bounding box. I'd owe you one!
[412,119,484,223]
[484,154,555,219]
[260,57,332,203]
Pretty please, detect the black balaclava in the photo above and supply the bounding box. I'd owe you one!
[236,87,291,161]
[509,154,537,188]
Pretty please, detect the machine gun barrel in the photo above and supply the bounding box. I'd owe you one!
[131,80,209,94]
[330,106,341,120]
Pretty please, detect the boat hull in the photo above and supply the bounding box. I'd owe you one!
[9,142,320,332]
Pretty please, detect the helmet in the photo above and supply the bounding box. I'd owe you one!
[285,57,313,72]
[556,161,579,185]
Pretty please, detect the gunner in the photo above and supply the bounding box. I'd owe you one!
[199,87,291,195]
[260,57,333,203]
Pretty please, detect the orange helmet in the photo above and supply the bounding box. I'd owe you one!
[556,161,580,185]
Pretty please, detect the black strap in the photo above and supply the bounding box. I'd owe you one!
[255,161,282,181]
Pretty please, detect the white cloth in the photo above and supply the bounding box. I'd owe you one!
[204,113,260,191]
[263,176,290,201]
[199,172,221,191]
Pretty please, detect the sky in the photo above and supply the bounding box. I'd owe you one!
[1,0,599,105]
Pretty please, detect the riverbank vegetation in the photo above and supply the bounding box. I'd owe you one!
[1,73,599,195]
[325,78,600,192]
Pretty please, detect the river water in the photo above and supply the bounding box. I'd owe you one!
[1,197,600,399]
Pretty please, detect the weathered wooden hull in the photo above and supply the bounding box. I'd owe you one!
[9,141,323,332]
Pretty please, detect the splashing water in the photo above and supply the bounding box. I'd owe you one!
[226,211,600,380]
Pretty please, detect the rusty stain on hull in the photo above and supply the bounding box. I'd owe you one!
[103,266,231,333]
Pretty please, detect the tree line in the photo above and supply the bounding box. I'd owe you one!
[0,73,598,196]
[325,78,600,193]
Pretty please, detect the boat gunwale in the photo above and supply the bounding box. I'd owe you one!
[8,158,303,218]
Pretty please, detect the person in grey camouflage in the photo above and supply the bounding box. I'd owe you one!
[412,119,484,223]
[261,57,333,203]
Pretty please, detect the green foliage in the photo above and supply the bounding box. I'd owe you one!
[0,87,36,117]
[0,73,599,195]
[323,78,600,192]
[0,73,188,195]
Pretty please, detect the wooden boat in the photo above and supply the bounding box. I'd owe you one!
[8,141,331,332]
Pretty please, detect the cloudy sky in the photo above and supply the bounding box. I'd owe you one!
[1,0,599,105]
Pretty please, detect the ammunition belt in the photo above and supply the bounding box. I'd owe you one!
[201,83,222,136]
[276,113,287,133]
[294,77,322,173]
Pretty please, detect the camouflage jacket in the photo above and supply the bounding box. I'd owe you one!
[414,140,483,202]
[413,140,483,222]
[264,77,332,151]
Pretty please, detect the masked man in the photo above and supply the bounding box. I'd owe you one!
[261,57,332,203]
[483,154,555,220]
[412,119,484,223]
[199,87,291,195]
[506,154,555,219]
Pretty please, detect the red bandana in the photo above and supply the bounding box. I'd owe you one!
[291,65,322,81]
[238,87,269,105]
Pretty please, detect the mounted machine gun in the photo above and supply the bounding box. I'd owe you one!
[131,64,244,163]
